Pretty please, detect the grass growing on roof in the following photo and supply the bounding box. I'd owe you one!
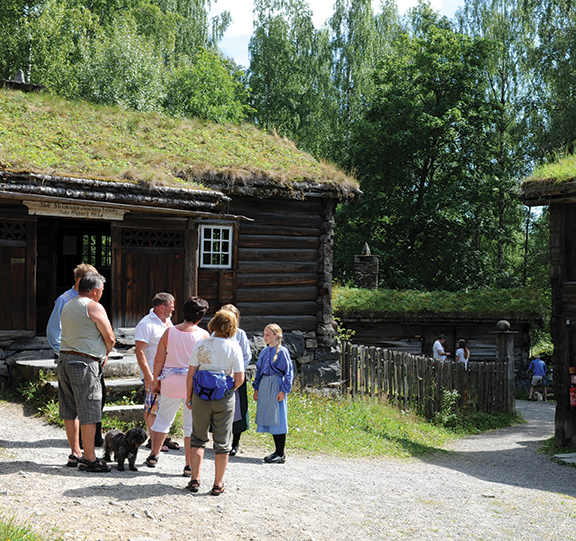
[0,89,357,189]
[332,285,545,318]
[525,154,576,184]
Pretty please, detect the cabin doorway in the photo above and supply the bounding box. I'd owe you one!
[37,217,112,332]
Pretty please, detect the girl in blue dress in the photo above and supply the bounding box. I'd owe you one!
[253,324,294,464]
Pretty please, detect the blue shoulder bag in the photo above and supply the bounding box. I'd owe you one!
[193,370,234,401]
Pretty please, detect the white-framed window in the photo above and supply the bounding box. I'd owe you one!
[199,224,233,268]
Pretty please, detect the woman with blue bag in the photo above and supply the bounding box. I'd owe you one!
[186,309,245,495]
[253,323,294,464]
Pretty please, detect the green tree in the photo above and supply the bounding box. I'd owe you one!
[0,0,43,81]
[336,23,497,289]
[328,0,387,165]
[521,0,576,157]
[248,0,336,157]
[456,0,534,285]
[165,48,252,123]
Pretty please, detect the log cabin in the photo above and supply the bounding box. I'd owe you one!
[0,90,360,370]
[522,163,576,446]
[334,286,543,367]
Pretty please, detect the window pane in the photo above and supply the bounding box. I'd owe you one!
[199,225,232,268]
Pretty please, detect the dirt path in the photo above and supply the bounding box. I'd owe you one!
[1,399,575,541]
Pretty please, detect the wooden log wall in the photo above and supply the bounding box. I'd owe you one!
[0,211,37,331]
[342,319,531,364]
[340,342,513,418]
[226,197,325,333]
[553,204,576,445]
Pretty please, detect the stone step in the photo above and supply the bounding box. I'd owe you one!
[103,404,144,424]
[45,377,144,402]
[13,353,140,382]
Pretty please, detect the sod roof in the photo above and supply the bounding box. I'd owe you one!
[333,285,545,321]
[522,154,576,206]
[0,89,360,201]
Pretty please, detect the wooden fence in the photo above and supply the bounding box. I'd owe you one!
[340,342,513,418]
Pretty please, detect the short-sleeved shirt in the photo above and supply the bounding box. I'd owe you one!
[134,308,172,378]
[190,336,244,376]
[528,358,547,377]
[46,287,78,353]
[433,340,446,360]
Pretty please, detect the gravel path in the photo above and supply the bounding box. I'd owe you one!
[1,399,575,541]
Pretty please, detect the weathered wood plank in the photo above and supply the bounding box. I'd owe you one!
[239,261,318,273]
[339,343,512,419]
[237,301,318,316]
[240,223,321,237]
[241,315,317,332]
[239,235,320,249]
[238,248,319,262]
[237,273,318,287]
[237,286,318,302]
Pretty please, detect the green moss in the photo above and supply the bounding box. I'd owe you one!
[333,285,545,318]
[0,89,357,189]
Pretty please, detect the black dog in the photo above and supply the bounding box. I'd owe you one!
[102,428,147,471]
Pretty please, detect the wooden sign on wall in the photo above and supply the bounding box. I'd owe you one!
[24,201,126,221]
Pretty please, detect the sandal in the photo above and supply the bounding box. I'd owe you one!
[78,458,111,473]
[182,465,192,477]
[145,454,159,468]
[211,484,225,496]
[164,437,180,451]
[66,454,84,468]
[187,479,200,493]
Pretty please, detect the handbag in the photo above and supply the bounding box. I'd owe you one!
[193,370,234,401]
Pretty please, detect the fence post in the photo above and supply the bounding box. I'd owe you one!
[495,320,516,414]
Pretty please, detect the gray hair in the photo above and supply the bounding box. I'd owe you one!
[152,292,174,307]
[78,272,106,294]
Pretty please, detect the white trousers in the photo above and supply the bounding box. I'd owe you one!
[151,394,193,437]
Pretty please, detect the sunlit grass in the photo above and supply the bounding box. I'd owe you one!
[0,514,54,541]
[526,153,576,184]
[333,284,544,318]
[239,389,508,459]
[0,89,358,190]
[3,384,521,460]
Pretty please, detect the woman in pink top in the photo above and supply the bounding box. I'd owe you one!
[146,297,209,475]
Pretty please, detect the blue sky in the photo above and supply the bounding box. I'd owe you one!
[211,0,464,67]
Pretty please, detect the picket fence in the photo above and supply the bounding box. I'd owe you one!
[340,341,513,418]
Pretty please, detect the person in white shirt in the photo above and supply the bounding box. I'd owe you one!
[134,293,175,449]
[433,334,450,362]
[455,339,470,369]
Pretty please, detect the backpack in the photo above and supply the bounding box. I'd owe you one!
[193,370,234,401]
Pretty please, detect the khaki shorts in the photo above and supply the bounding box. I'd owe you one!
[189,391,235,454]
